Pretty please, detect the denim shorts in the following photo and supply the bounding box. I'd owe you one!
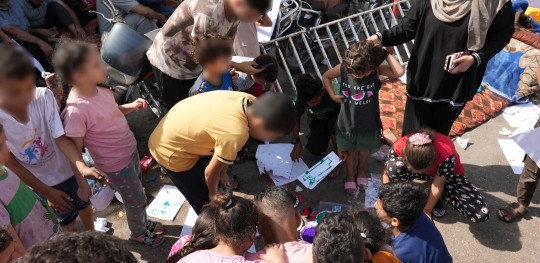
[36,176,91,226]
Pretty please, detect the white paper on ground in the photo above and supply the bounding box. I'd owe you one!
[256,0,281,42]
[256,143,296,179]
[512,127,540,168]
[502,103,540,128]
[499,127,512,136]
[456,137,470,150]
[299,152,341,189]
[146,185,186,221]
[258,158,309,186]
[498,139,526,174]
[365,174,382,208]
[89,185,115,211]
[94,217,109,232]
[179,206,198,237]
[232,56,254,63]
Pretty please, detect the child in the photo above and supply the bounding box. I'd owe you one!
[147,0,272,107]
[313,212,369,263]
[384,129,489,222]
[322,40,404,194]
[236,55,279,97]
[0,44,102,232]
[176,193,286,263]
[0,122,62,253]
[167,206,217,262]
[0,226,22,263]
[246,186,312,263]
[53,40,164,246]
[349,210,401,263]
[291,74,341,176]
[376,182,452,263]
[149,91,295,213]
[189,35,236,96]
[15,231,138,263]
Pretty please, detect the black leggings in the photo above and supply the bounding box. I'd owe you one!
[41,2,75,29]
[160,157,212,214]
[152,66,196,109]
[402,98,465,136]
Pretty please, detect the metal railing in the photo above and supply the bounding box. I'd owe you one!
[260,0,413,94]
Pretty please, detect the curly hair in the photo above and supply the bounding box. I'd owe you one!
[378,182,427,227]
[343,40,388,78]
[191,34,233,66]
[254,186,296,216]
[403,128,437,172]
[0,226,13,255]
[295,74,323,102]
[15,231,137,263]
[253,55,278,83]
[166,207,218,262]
[349,209,390,254]
[313,212,365,263]
[212,192,258,248]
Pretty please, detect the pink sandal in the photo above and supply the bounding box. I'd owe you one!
[344,181,356,194]
[356,178,369,189]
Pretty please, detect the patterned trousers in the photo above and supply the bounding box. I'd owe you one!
[386,158,489,222]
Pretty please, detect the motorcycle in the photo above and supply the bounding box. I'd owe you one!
[93,0,166,118]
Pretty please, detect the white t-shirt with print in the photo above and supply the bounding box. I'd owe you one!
[0,88,73,186]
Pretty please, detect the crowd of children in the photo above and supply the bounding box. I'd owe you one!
[0,0,511,261]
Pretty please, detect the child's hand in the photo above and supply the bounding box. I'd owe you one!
[331,94,344,104]
[338,149,348,161]
[81,166,109,185]
[259,243,286,263]
[230,69,239,84]
[132,98,148,111]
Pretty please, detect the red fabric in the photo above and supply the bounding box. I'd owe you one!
[393,133,465,175]
[248,83,264,97]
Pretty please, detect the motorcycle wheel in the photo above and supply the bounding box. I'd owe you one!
[278,36,313,74]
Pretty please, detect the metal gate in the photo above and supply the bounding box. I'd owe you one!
[260,0,413,94]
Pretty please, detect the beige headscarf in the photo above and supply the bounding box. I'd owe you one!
[430,0,510,51]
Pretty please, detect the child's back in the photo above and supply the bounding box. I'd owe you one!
[0,166,62,249]
[61,87,137,172]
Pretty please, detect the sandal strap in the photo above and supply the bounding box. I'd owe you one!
[509,202,528,216]
[344,182,356,190]
[146,221,157,232]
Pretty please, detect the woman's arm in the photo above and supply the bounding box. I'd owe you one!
[322,65,343,104]
[471,1,514,66]
[377,0,426,46]
[378,50,405,79]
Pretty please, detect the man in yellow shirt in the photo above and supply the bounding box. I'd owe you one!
[148,91,295,213]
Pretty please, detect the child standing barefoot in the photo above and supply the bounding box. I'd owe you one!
[54,40,164,246]
[322,40,404,194]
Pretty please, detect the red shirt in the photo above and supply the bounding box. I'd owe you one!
[393,133,464,175]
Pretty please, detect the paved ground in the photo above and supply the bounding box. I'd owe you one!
[84,96,540,262]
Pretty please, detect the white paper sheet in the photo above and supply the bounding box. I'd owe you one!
[299,152,341,189]
[498,139,526,174]
[90,185,115,211]
[512,127,540,168]
[179,206,198,237]
[256,0,281,42]
[502,103,540,128]
[365,174,382,208]
[146,185,186,221]
[232,56,254,63]
[257,158,309,186]
[256,143,296,179]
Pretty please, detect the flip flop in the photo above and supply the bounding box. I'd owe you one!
[432,199,446,218]
[356,177,369,190]
[146,221,164,235]
[130,230,164,247]
[344,182,356,194]
[497,202,528,223]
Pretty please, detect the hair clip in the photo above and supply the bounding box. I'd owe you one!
[360,233,367,238]
[225,199,233,208]
[408,133,432,146]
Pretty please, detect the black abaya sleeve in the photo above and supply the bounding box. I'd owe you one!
[473,1,515,65]
[380,0,427,46]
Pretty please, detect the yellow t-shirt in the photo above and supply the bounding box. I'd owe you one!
[148,91,255,172]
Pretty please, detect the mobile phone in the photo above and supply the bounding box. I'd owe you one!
[254,63,274,69]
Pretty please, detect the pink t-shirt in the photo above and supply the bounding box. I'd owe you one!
[179,250,260,263]
[61,87,137,172]
[244,241,312,263]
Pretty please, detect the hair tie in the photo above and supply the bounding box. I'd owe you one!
[408,133,432,146]
[225,199,233,208]
[360,233,367,238]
